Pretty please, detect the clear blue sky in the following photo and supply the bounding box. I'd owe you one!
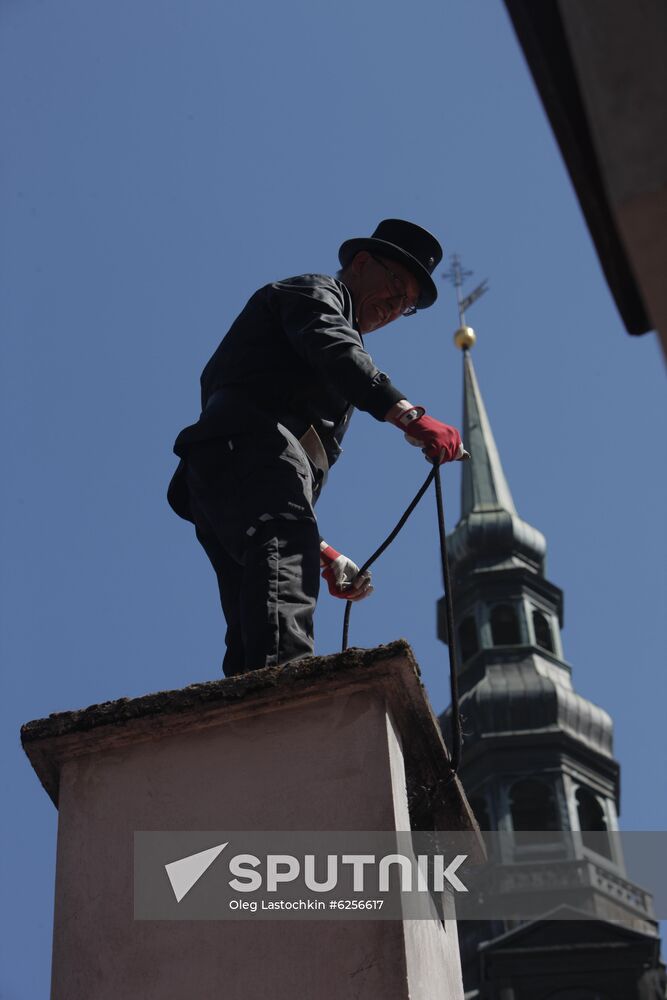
[1,1,665,995]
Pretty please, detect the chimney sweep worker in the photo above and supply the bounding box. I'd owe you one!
[167,219,465,677]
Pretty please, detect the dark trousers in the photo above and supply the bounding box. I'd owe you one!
[184,424,322,676]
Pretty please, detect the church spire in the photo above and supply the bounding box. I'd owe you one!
[434,260,662,1000]
[442,254,515,517]
[460,349,517,518]
[442,257,546,577]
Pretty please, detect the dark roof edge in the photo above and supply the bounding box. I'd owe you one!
[503,0,651,335]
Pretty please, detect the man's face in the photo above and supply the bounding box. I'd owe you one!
[351,253,421,334]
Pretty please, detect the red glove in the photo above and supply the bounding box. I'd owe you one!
[320,542,373,601]
[387,401,468,464]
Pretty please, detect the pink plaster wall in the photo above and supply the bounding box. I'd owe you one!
[51,688,413,999]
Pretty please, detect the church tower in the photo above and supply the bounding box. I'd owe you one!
[437,265,665,1000]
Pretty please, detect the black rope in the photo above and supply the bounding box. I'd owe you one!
[341,463,463,773]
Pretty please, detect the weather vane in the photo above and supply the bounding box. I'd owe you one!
[442,253,489,350]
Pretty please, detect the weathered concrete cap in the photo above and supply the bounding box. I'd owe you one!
[20,639,479,843]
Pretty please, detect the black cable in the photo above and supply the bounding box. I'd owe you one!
[432,465,462,773]
[341,463,463,773]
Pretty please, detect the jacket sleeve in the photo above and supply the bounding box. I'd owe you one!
[270,275,406,420]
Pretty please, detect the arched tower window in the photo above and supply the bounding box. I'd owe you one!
[469,795,491,830]
[490,604,520,645]
[509,778,559,845]
[533,609,554,652]
[576,787,611,858]
[458,616,479,662]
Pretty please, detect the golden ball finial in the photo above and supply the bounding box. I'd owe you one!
[454,325,476,350]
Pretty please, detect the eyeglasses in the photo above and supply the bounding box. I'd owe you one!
[370,255,419,317]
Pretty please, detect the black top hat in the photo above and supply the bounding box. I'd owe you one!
[338,218,443,309]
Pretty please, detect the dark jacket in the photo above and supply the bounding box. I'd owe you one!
[168,273,406,520]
